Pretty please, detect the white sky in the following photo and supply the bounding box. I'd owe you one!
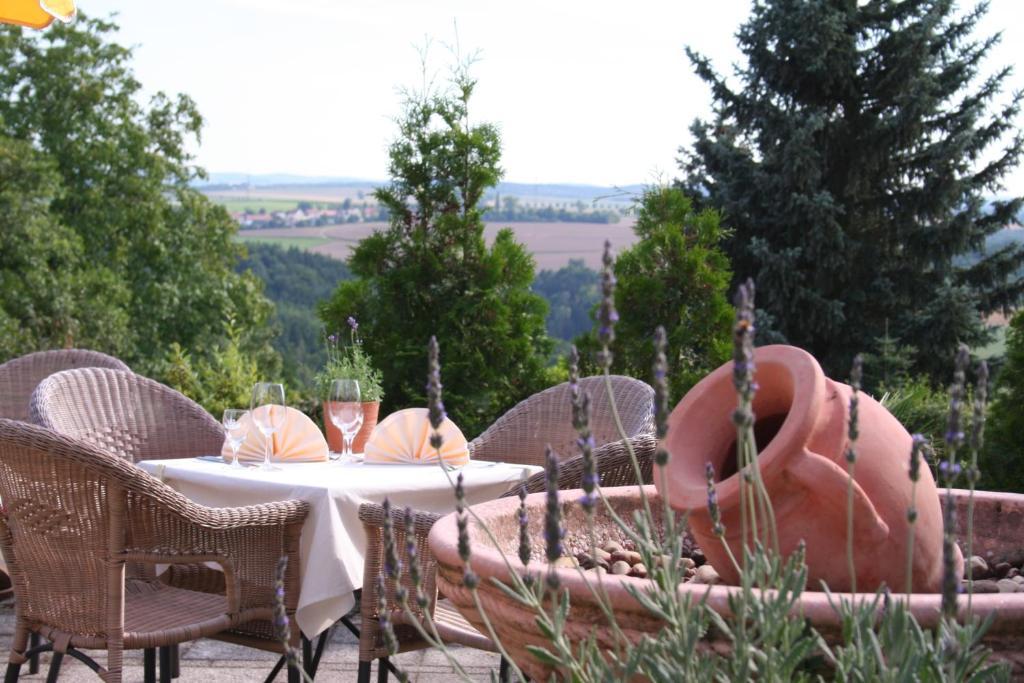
[81,0,1024,191]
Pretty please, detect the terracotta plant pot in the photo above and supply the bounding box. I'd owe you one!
[657,344,957,593]
[323,400,380,454]
[429,486,1024,681]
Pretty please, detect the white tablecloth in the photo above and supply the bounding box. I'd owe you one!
[136,457,540,636]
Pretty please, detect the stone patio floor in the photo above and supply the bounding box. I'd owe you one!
[0,601,497,681]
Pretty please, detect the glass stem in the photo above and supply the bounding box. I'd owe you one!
[344,433,354,458]
[264,432,273,469]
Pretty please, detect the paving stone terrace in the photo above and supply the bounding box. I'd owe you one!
[0,601,497,681]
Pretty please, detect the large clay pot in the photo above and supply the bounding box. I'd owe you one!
[323,400,379,454]
[429,486,1024,681]
[657,344,958,593]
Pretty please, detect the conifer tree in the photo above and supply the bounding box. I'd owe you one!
[321,61,551,435]
[683,0,1023,380]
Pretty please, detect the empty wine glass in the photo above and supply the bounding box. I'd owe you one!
[222,409,248,469]
[328,379,363,463]
[251,382,286,471]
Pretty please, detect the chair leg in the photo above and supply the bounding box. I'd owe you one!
[27,634,39,675]
[159,646,172,683]
[3,664,19,683]
[171,643,180,679]
[377,656,389,683]
[499,656,510,683]
[287,662,300,683]
[144,648,156,683]
[357,660,372,683]
[45,652,63,683]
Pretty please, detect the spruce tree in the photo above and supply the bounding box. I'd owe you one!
[320,62,552,436]
[683,0,1023,381]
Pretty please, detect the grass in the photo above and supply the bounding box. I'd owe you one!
[234,235,333,250]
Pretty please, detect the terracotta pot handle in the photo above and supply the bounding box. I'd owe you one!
[790,449,890,543]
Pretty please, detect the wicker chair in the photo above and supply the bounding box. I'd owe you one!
[29,368,223,464]
[358,433,658,683]
[0,349,129,423]
[0,351,130,609]
[27,367,321,679]
[468,375,655,467]
[0,419,308,683]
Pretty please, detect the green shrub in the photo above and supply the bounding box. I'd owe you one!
[980,310,1024,493]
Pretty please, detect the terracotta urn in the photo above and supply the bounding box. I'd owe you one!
[323,400,380,454]
[429,486,1024,681]
[657,344,958,593]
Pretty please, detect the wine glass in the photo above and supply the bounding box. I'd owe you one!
[251,382,286,471]
[222,409,248,469]
[328,379,364,463]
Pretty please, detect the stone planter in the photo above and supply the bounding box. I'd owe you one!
[323,400,379,454]
[429,486,1024,681]
[659,344,954,593]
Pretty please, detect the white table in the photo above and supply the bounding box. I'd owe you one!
[137,457,541,636]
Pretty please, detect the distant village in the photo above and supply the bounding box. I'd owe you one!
[231,201,383,229]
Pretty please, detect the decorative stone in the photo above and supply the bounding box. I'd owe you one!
[996,562,1012,579]
[603,541,622,554]
[1007,567,1020,580]
[970,580,1001,594]
[691,549,706,567]
[1012,575,1024,586]
[997,579,1020,593]
[626,551,643,566]
[595,548,612,563]
[552,556,577,569]
[692,564,721,585]
[968,555,992,580]
[610,560,631,575]
[610,550,632,565]
[629,563,648,579]
[680,557,697,570]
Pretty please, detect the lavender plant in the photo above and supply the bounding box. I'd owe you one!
[346,253,1010,682]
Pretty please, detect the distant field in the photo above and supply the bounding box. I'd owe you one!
[236,220,638,271]
[214,197,305,213]
[235,235,333,250]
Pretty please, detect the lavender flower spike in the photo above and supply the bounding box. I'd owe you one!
[427,336,446,448]
[705,462,724,537]
[596,240,617,370]
[272,556,302,672]
[517,485,531,567]
[346,316,358,331]
[653,326,670,467]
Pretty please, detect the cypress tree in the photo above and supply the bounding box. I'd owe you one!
[683,0,1023,380]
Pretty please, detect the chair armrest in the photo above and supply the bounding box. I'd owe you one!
[119,549,241,613]
[500,433,658,497]
[125,496,308,612]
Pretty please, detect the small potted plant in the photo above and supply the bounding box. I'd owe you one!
[316,317,384,454]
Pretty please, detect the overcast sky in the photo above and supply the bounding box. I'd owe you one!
[82,0,1024,191]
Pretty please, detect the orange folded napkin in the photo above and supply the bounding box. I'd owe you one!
[222,407,329,463]
[363,408,469,466]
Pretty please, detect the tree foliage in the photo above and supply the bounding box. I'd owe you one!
[683,0,1024,381]
[0,17,277,378]
[320,62,552,436]
[239,243,351,390]
[980,310,1024,492]
[577,187,733,401]
[534,260,600,343]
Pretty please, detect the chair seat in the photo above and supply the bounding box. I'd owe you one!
[35,580,235,651]
[393,599,498,653]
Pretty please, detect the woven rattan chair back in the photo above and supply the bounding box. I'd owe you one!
[30,368,222,463]
[0,349,129,422]
[469,375,654,467]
